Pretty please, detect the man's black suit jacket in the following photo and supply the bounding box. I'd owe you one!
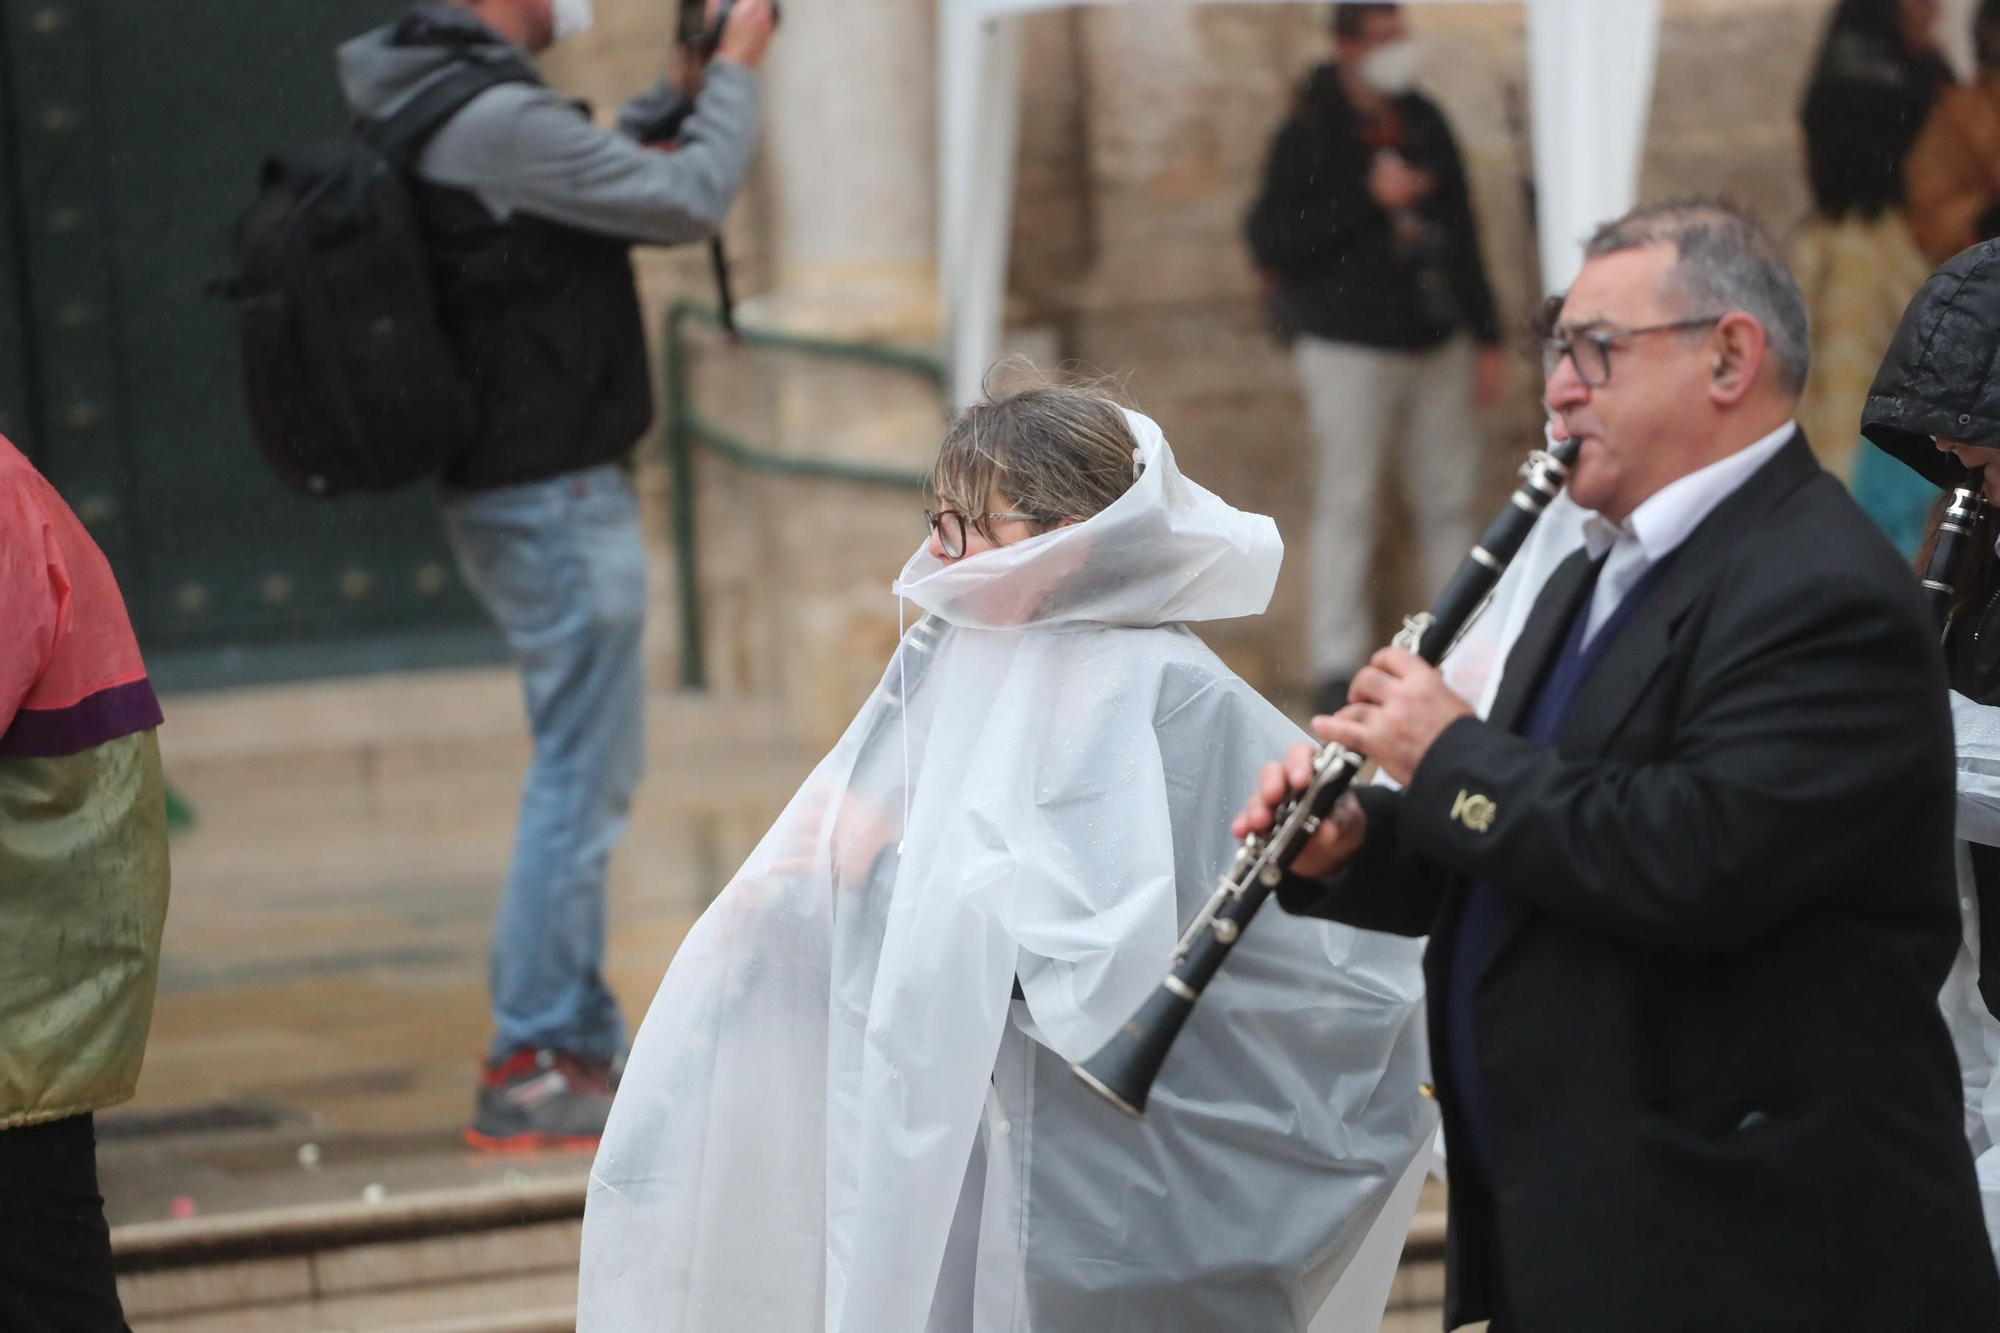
[1281,433,2000,1331]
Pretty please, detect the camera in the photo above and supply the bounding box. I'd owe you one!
[668,0,779,338]
[678,0,781,58]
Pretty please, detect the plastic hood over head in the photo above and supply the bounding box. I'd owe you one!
[1863,238,2000,490]
[893,408,1282,632]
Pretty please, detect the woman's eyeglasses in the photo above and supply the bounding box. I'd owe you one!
[924,508,1046,559]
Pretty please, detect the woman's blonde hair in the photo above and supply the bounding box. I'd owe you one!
[930,372,1140,539]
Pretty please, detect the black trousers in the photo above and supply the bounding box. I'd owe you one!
[1456,1164,1520,1333]
[0,1115,129,1332]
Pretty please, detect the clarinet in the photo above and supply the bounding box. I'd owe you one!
[1071,433,1585,1119]
[1923,486,1986,635]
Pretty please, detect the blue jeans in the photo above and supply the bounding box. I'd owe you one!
[442,465,646,1063]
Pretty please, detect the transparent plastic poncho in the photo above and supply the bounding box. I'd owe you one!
[578,411,1435,1332]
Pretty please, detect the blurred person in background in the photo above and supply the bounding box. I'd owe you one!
[1797,0,1955,552]
[1246,1,1505,718]
[0,434,171,1331]
[1907,0,2000,265]
[335,0,772,1151]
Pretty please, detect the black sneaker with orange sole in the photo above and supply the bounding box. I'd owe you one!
[464,1049,615,1153]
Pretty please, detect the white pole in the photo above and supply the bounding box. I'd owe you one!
[1527,0,1660,294]
[942,10,1026,408]
[941,0,1665,372]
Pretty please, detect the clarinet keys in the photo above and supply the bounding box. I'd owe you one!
[1069,433,1585,1119]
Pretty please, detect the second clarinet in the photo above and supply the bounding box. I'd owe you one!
[1072,433,1585,1119]
[1923,486,1986,633]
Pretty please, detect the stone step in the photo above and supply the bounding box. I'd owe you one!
[360,1313,571,1333]
[115,1179,583,1333]
[156,667,816,838]
[115,1183,1445,1332]
[1383,1210,1447,1329]
[159,668,801,786]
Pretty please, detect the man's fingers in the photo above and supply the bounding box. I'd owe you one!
[1371,645,1426,677]
[1284,742,1318,788]
[1321,714,1369,754]
[1238,746,1324,839]
[1333,701,1374,726]
[715,0,776,64]
[1236,766,1283,839]
[1313,706,1381,763]
[1350,666,1390,705]
[1258,759,1291,806]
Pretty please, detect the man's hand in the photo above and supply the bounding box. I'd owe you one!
[714,0,776,69]
[673,43,706,99]
[1319,647,1472,786]
[1232,746,1369,880]
[1475,345,1508,408]
[1369,152,1435,212]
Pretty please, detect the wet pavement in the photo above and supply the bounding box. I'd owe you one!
[102,666,1455,1331]
[101,668,810,1227]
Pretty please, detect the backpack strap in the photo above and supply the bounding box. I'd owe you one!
[362,55,538,167]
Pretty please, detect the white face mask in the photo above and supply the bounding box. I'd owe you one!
[552,0,596,43]
[1359,39,1420,95]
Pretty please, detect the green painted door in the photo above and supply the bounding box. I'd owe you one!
[0,14,36,452]
[0,0,500,686]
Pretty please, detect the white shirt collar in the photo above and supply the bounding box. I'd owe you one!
[1581,421,1797,561]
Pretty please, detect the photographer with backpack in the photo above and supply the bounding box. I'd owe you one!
[329,0,773,1150]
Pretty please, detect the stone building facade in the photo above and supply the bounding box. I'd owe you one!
[546,0,1855,740]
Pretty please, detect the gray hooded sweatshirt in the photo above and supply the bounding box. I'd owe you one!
[336,3,760,246]
[332,4,760,489]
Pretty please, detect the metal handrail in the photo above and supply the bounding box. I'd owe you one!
[661,301,948,689]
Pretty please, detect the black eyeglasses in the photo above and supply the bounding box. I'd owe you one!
[924,508,1045,560]
[1542,315,1726,388]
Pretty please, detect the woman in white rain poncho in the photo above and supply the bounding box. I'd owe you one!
[579,386,1436,1332]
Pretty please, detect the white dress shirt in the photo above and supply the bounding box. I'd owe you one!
[1578,421,1798,644]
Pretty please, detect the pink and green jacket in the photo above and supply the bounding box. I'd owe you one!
[1,435,170,1129]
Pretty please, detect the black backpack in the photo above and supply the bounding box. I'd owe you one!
[218,60,531,497]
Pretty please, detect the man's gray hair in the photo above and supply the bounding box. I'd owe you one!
[1583,200,1811,397]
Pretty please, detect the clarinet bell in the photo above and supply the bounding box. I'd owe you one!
[1071,980,1200,1120]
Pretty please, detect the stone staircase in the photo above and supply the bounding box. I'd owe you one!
[114,1179,582,1333]
[111,665,1454,1331]
[107,666,809,1322]
[114,1180,1445,1332]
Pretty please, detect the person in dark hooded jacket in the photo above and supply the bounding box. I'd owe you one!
[1861,236,2000,1265]
[1243,2,1504,717]
[1795,0,1953,488]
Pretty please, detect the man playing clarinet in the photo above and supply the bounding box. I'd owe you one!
[1236,200,2000,1331]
